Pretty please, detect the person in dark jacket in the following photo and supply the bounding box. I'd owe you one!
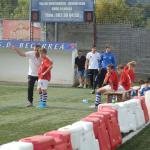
[75,50,86,88]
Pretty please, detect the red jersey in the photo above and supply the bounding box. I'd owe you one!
[104,70,118,91]
[38,56,52,81]
[124,66,135,82]
[119,71,131,90]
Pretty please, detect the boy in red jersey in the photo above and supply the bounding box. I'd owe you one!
[95,64,118,107]
[124,61,136,85]
[37,48,53,108]
[117,64,131,91]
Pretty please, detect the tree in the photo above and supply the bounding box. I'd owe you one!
[13,0,29,19]
[96,0,145,27]
[0,0,29,19]
[0,0,17,19]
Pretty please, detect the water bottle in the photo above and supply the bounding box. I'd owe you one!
[112,96,116,103]
[82,99,88,104]
[115,95,118,102]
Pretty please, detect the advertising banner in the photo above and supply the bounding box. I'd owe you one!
[0,40,77,51]
[31,0,94,22]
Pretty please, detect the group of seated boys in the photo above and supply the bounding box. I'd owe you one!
[95,61,150,107]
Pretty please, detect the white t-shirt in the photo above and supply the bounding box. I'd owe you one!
[25,51,41,76]
[86,51,100,69]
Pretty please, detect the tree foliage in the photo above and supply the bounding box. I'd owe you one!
[13,0,29,19]
[96,0,146,27]
[0,0,17,19]
[0,0,29,19]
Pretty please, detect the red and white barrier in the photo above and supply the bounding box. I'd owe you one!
[134,96,149,123]
[20,135,56,150]
[84,114,111,150]
[44,130,72,150]
[98,102,136,133]
[72,121,100,150]
[0,95,150,150]
[0,141,33,150]
[125,99,145,129]
[145,91,150,118]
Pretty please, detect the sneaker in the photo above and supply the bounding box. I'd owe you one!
[90,90,95,94]
[83,84,87,89]
[26,102,33,107]
[38,101,47,108]
[78,84,83,88]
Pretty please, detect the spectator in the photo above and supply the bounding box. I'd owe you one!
[117,64,131,91]
[85,46,100,93]
[96,45,117,89]
[94,64,118,107]
[75,50,86,88]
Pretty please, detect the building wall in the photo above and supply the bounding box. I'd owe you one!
[0,48,76,86]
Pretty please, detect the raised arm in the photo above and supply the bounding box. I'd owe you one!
[11,46,26,57]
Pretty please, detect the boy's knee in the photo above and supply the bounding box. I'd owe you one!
[38,88,42,93]
[42,89,47,94]
[96,89,99,93]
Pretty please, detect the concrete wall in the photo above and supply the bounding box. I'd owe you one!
[0,48,76,86]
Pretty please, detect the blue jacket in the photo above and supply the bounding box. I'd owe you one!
[99,51,116,69]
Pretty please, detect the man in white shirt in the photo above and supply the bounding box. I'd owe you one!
[11,45,41,107]
[85,46,100,94]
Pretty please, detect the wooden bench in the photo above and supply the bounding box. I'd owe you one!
[104,90,132,103]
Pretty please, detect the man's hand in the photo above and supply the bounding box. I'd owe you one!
[10,46,26,57]
[11,45,17,52]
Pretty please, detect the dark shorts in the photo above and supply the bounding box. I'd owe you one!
[78,69,85,78]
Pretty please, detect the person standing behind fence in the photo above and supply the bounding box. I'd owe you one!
[11,45,41,107]
[97,45,117,88]
[75,50,86,88]
[85,46,100,94]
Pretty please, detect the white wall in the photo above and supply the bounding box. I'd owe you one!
[0,48,76,86]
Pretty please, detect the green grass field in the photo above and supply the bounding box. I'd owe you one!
[0,84,150,149]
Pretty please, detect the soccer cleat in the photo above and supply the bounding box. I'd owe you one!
[78,84,83,88]
[38,101,47,108]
